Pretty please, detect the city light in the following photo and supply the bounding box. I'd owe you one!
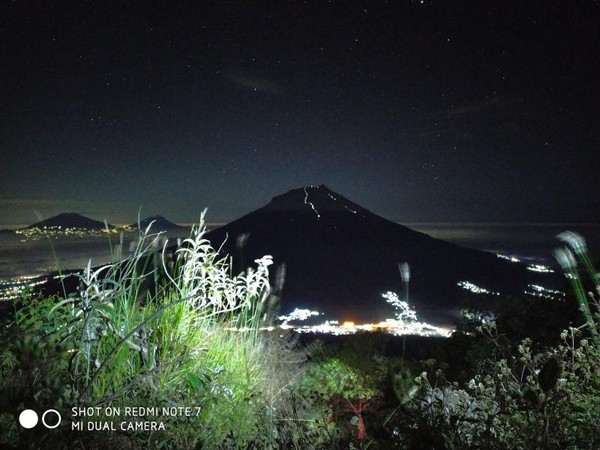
[497,253,556,273]
[526,264,555,273]
[457,280,500,296]
[287,318,452,337]
[496,253,521,263]
[15,226,124,241]
[524,284,565,300]
[273,291,451,337]
[0,275,48,301]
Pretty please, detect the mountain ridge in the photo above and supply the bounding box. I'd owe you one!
[22,213,187,232]
[129,215,187,232]
[264,184,371,217]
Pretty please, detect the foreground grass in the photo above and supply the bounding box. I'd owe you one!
[0,217,315,449]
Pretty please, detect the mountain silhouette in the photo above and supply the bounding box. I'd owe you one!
[130,215,186,232]
[26,213,114,230]
[207,185,560,325]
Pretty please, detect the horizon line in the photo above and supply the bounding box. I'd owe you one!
[2,221,600,231]
[405,222,600,227]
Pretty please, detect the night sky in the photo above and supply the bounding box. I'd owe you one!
[1,1,599,228]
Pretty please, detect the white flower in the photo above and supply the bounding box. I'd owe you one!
[554,248,577,271]
[398,262,410,282]
[557,231,587,254]
[254,255,273,267]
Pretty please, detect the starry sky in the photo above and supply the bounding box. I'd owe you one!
[1,1,599,228]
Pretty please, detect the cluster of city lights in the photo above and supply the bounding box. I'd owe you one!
[282,318,452,337]
[457,280,500,296]
[526,264,554,273]
[496,253,555,273]
[458,279,563,300]
[458,274,564,301]
[15,226,121,241]
[0,275,48,301]
[496,254,521,263]
[524,284,565,300]
[228,319,452,337]
[460,309,496,325]
[270,290,451,337]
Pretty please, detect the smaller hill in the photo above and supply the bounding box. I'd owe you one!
[25,213,114,230]
[130,215,186,232]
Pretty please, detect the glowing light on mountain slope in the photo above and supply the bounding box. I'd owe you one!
[496,254,521,263]
[526,264,554,273]
[524,284,565,299]
[460,309,496,325]
[303,187,320,219]
[457,281,500,296]
[497,254,555,273]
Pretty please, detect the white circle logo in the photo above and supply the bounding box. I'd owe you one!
[19,409,38,429]
[42,409,62,429]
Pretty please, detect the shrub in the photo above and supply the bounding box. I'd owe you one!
[394,232,600,449]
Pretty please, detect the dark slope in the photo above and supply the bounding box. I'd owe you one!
[207,185,559,325]
[25,213,114,230]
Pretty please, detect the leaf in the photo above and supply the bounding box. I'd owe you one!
[188,373,204,390]
[49,298,77,315]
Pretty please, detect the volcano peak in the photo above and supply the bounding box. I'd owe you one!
[265,185,368,218]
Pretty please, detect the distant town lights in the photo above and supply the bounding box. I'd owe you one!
[457,281,500,296]
[496,254,521,263]
[524,284,565,300]
[0,275,48,301]
[287,319,452,337]
[15,226,119,241]
[526,264,554,273]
